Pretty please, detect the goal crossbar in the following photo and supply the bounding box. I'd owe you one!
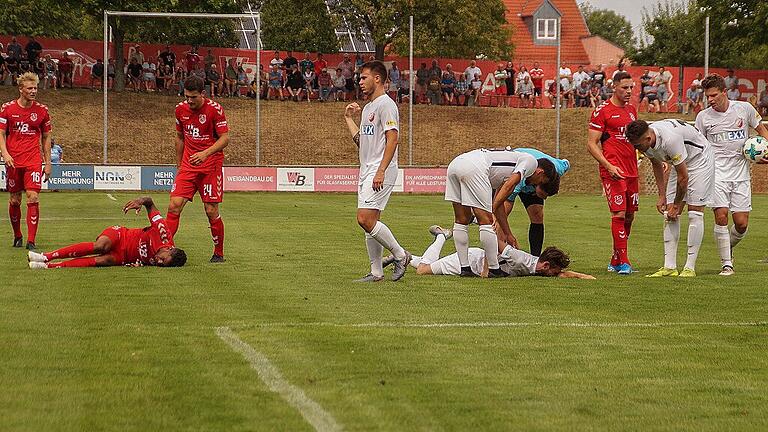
[102,10,262,164]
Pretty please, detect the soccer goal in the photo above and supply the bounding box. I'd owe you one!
[101,10,262,165]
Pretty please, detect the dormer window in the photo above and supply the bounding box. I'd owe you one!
[536,18,557,40]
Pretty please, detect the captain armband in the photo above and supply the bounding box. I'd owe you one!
[353,132,360,146]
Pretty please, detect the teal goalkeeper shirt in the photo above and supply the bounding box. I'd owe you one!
[507,147,570,201]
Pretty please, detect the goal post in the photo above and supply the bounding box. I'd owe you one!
[102,10,261,164]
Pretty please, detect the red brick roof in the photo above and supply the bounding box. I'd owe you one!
[503,0,592,65]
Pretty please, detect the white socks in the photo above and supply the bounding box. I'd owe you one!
[415,233,447,268]
[453,223,470,267]
[370,221,406,260]
[729,225,747,249]
[479,225,500,270]
[365,233,384,277]
[663,217,680,269]
[714,224,732,267]
[685,211,704,270]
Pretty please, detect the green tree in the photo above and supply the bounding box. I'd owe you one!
[260,0,339,53]
[332,0,512,60]
[579,3,635,51]
[0,0,93,39]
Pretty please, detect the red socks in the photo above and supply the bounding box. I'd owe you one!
[44,242,96,261]
[9,203,22,239]
[47,257,97,268]
[27,202,39,243]
[166,211,180,236]
[210,216,224,256]
[611,216,629,265]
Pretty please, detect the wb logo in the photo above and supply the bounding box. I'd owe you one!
[361,124,375,136]
[287,172,306,186]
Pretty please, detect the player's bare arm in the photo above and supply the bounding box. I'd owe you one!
[41,130,52,181]
[492,173,522,248]
[123,196,158,215]
[344,102,361,147]
[559,270,596,280]
[0,133,14,168]
[175,131,185,167]
[373,129,398,191]
[666,162,688,220]
[649,158,668,215]
[587,129,624,179]
[190,132,229,166]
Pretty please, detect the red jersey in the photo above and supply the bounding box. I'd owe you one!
[175,99,228,172]
[121,210,175,265]
[0,100,52,168]
[185,52,201,71]
[589,100,638,178]
[529,67,544,88]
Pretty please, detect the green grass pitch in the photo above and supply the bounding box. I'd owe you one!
[1,192,767,431]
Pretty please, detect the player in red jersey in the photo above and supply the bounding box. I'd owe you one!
[167,75,229,262]
[27,196,187,269]
[0,72,52,250]
[586,71,638,275]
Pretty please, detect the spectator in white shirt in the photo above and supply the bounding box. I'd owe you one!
[573,65,590,89]
[558,62,572,89]
[464,60,481,86]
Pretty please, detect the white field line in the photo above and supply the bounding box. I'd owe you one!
[215,326,342,432]
[237,321,768,329]
[106,193,118,201]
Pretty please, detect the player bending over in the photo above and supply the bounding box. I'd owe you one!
[626,119,714,277]
[385,225,594,279]
[28,197,186,269]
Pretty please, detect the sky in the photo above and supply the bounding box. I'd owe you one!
[576,0,685,37]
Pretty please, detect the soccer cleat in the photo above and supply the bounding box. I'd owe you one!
[353,273,384,282]
[718,265,734,276]
[460,266,477,277]
[615,263,634,275]
[25,242,37,251]
[391,251,412,281]
[488,267,509,278]
[678,268,696,277]
[28,261,48,269]
[381,254,396,268]
[27,251,47,263]
[210,254,225,263]
[428,225,453,240]
[607,264,617,272]
[13,237,23,248]
[645,267,678,278]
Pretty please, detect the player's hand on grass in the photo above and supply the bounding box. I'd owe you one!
[372,171,384,191]
[656,196,667,215]
[344,103,361,118]
[605,164,625,180]
[189,151,208,166]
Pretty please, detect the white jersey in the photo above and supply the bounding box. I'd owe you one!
[359,94,399,184]
[695,100,762,181]
[478,148,538,190]
[498,246,539,277]
[646,120,713,173]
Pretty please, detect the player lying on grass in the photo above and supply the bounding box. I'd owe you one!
[384,225,594,279]
[27,197,187,269]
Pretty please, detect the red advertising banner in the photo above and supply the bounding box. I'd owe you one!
[314,168,359,192]
[403,168,447,193]
[223,167,276,191]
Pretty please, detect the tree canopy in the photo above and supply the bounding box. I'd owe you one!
[579,3,635,51]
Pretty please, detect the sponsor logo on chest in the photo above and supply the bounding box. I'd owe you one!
[361,124,375,136]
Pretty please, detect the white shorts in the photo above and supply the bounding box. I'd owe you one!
[666,163,714,207]
[444,153,492,212]
[357,176,394,210]
[429,248,485,276]
[712,179,751,212]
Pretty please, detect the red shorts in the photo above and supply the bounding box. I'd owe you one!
[602,176,640,213]
[6,165,43,193]
[98,226,127,265]
[171,167,223,203]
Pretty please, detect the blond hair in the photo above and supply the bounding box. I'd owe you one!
[17,72,40,87]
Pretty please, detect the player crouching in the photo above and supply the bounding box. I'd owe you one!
[28,197,186,269]
[385,225,595,279]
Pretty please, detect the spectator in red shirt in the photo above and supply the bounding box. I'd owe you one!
[586,71,638,274]
[185,45,201,72]
[529,62,544,108]
[58,52,74,88]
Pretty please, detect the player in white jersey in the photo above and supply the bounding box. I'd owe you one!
[695,74,768,275]
[383,225,594,278]
[626,119,715,277]
[344,60,410,282]
[445,148,559,277]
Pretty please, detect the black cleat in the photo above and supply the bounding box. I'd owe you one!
[459,266,477,277]
[488,267,509,278]
[25,242,37,251]
[13,237,23,248]
[210,254,225,263]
